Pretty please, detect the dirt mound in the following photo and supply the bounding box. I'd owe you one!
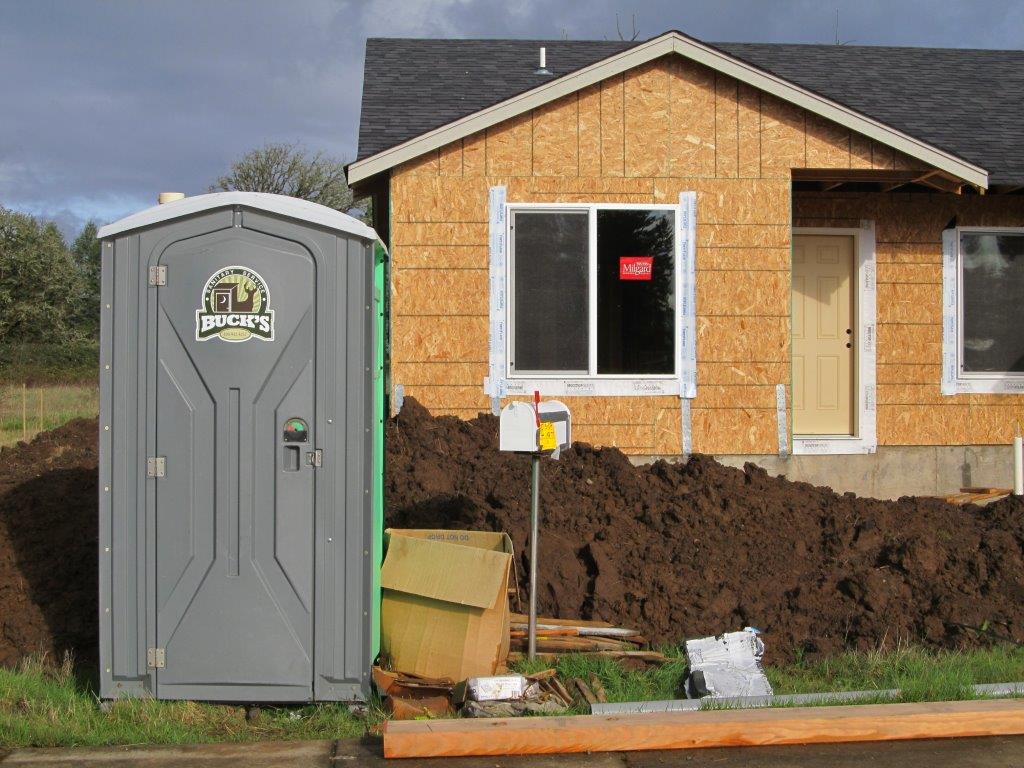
[2,400,1023,669]
[386,399,1024,663]
[0,419,99,667]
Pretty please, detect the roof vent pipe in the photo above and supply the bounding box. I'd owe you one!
[158,192,185,205]
[535,46,552,76]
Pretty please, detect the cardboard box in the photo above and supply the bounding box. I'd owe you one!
[381,529,514,681]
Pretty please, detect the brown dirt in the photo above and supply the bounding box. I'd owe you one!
[386,399,1024,664]
[2,400,1023,669]
[0,418,98,668]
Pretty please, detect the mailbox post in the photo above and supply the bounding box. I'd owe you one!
[499,392,571,659]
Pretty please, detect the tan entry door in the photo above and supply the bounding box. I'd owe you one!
[792,234,855,436]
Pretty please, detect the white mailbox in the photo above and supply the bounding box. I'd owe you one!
[499,400,572,454]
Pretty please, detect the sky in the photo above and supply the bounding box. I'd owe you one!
[3,0,1024,239]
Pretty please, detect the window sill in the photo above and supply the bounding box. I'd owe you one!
[493,376,682,397]
[941,377,1024,395]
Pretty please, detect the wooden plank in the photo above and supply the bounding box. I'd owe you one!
[383,699,1024,758]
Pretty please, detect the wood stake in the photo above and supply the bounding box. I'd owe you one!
[22,383,27,440]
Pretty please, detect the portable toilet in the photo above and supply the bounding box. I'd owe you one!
[96,192,384,702]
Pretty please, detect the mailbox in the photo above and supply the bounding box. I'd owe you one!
[499,400,571,454]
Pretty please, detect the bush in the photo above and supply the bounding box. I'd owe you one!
[0,342,99,384]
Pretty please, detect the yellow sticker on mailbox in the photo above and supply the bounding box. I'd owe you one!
[538,421,557,451]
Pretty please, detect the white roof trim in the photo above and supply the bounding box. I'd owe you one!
[97,191,378,241]
[348,31,988,189]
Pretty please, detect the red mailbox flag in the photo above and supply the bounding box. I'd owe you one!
[619,256,654,280]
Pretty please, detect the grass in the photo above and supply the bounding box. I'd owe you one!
[2,645,1023,748]
[0,656,372,749]
[0,382,98,449]
[766,644,1024,703]
[511,644,1024,708]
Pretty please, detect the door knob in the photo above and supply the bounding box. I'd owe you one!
[845,328,852,335]
[846,342,852,348]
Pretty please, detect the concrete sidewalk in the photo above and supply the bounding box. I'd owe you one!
[3,736,1024,767]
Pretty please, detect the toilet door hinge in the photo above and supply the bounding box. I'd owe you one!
[147,648,166,669]
[146,457,166,478]
[307,449,322,468]
[148,265,167,286]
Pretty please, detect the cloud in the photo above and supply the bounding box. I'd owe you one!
[2,0,1023,238]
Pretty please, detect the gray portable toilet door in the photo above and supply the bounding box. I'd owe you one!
[153,226,316,701]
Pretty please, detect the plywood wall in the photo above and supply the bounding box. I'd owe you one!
[794,191,1024,445]
[389,53,1015,454]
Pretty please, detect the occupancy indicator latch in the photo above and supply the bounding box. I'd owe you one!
[283,418,309,443]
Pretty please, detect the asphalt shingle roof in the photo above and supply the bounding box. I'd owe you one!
[356,37,1024,185]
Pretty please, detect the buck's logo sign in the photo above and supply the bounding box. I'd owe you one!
[195,266,275,342]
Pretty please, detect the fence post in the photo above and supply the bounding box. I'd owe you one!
[21,382,27,440]
[38,388,44,432]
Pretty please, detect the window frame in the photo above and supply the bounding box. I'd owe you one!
[505,202,682,393]
[946,226,1024,394]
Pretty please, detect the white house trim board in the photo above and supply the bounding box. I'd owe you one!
[792,224,878,456]
[486,196,693,399]
[941,226,1024,395]
[348,31,988,189]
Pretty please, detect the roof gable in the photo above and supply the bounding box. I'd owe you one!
[351,32,996,188]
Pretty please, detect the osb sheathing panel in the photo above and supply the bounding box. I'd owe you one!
[737,84,761,178]
[968,407,1024,444]
[878,405,969,445]
[668,59,716,177]
[876,324,941,365]
[599,76,625,176]
[700,362,790,386]
[392,362,488,387]
[578,85,602,177]
[697,317,788,362]
[653,407,777,456]
[391,222,489,245]
[486,113,532,176]
[691,408,778,454]
[388,55,1023,452]
[532,97,579,176]
[391,315,488,362]
[624,62,671,177]
[700,270,789,316]
[877,364,942,385]
[698,247,789,272]
[438,142,463,176]
[392,269,488,316]
[806,114,851,168]
[876,283,941,325]
[714,75,739,179]
[876,384,947,406]
[463,132,486,177]
[391,245,488,270]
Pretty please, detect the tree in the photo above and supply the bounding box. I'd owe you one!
[71,221,101,337]
[0,208,88,344]
[210,143,355,212]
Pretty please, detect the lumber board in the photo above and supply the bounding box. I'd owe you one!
[510,615,607,628]
[382,699,1024,758]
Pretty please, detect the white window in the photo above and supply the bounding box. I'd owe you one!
[943,227,1024,394]
[499,203,683,397]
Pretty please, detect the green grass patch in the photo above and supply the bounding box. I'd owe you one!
[0,382,98,449]
[512,644,1024,709]
[4,646,1023,748]
[0,656,373,749]
[767,644,1024,703]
